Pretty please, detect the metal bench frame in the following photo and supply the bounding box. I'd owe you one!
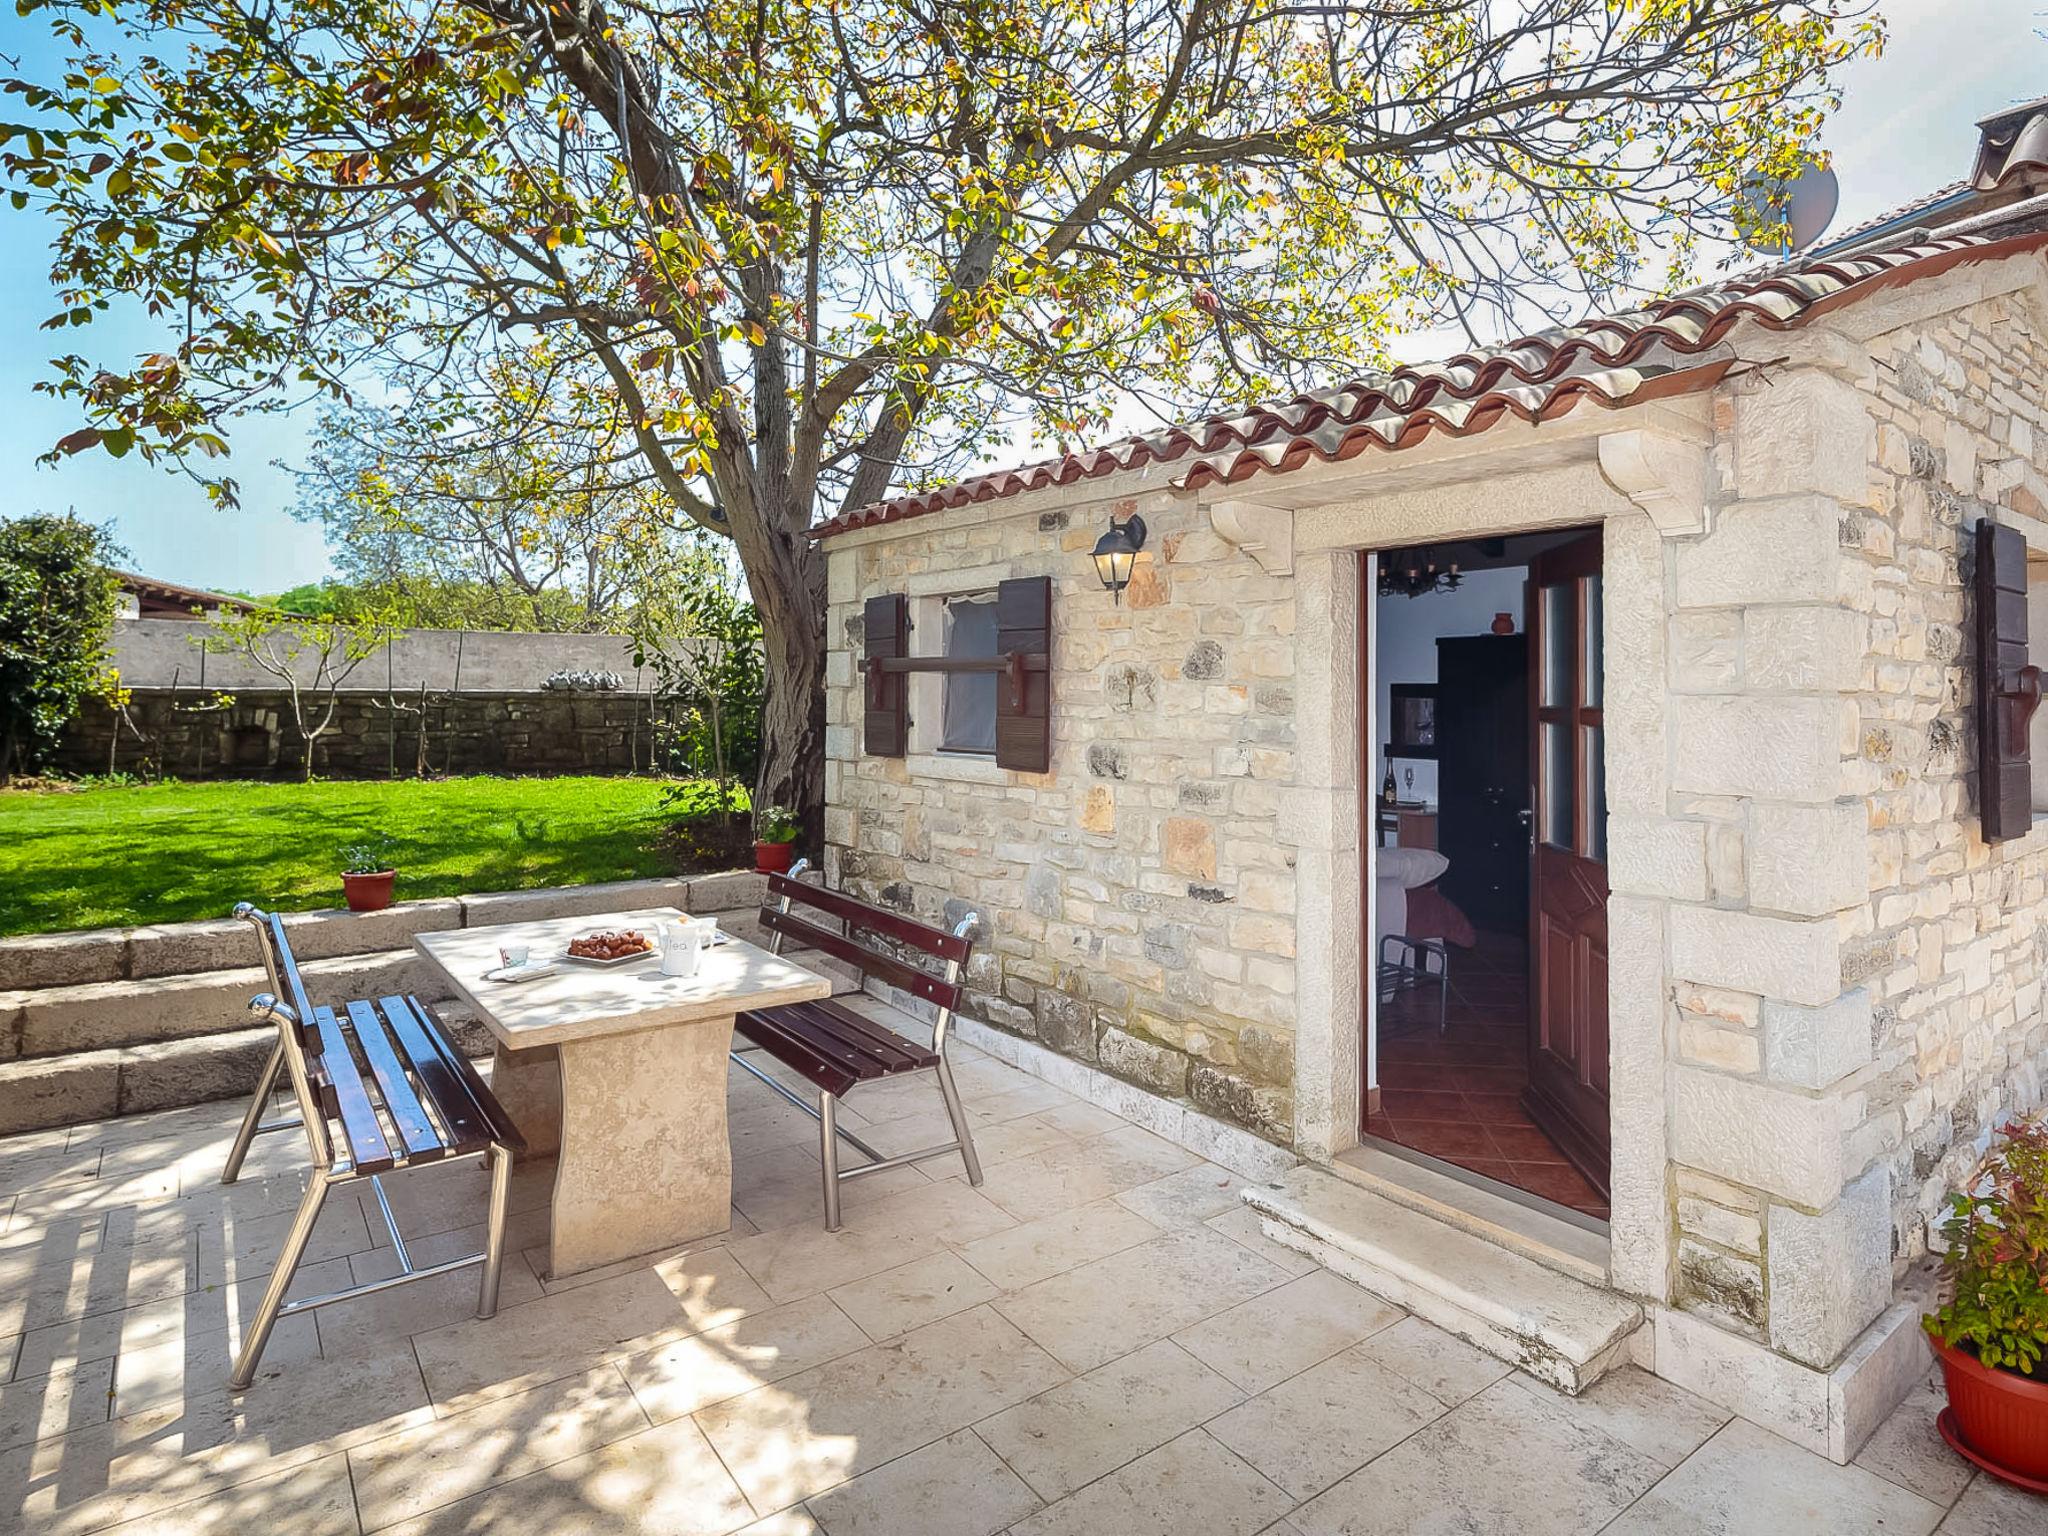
[731,860,984,1231]
[221,903,518,1390]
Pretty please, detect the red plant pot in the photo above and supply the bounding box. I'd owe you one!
[1934,1336,2048,1487]
[341,870,396,913]
[753,841,795,875]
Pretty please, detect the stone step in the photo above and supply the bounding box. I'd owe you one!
[0,1005,494,1138]
[1243,1163,1644,1395]
[0,872,770,990]
[1,948,451,1060]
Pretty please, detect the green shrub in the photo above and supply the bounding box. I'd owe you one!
[1924,1113,2048,1375]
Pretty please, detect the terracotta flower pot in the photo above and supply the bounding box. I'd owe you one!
[1933,1336,2048,1487]
[341,869,397,913]
[754,841,795,875]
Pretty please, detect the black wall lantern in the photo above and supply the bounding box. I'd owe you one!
[1092,514,1147,602]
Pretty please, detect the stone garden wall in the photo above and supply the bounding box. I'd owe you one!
[53,687,677,779]
[822,504,1303,1145]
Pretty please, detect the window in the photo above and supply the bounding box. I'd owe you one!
[939,594,999,754]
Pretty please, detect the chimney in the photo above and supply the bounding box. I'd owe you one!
[1970,96,2048,194]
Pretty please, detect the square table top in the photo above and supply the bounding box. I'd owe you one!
[415,907,832,1050]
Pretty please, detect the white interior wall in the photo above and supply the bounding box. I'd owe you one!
[1373,567,1527,804]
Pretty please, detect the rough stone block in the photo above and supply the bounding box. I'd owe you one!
[683,870,770,913]
[1188,1063,1290,1143]
[1673,496,1845,608]
[1671,695,1846,802]
[1099,1026,1185,1096]
[1767,1166,1892,1369]
[1732,372,1873,501]
[0,928,128,990]
[1742,607,1866,692]
[457,877,694,927]
[116,1028,275,1115]
[1654,1305,1829,1457]
[1746,801,1868,917]
[1678,1238,1765,1331]
[0,1052,119,1135]
[1607,817,1709,902]
[1668,906,1842,1006]
[1763,989,1874,1091]
[1672,1066,1844,1207]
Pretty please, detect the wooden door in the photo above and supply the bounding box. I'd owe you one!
[1525,531,1610,1198]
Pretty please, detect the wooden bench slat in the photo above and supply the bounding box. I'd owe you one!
[738,1004,885,1082]
[767,873,971,962]
[310,1005,396,1173]
[401,996,527,1152]
[758,908,963,1012]
[783,998,938,1071]
[375,995,498,1155]
[344,998,446,1163]
[735,1014,860,1098]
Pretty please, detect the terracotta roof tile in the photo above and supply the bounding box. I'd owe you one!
[815,224,2048,539]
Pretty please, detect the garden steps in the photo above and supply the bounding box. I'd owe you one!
[0,1003,494,1138]
[1244,1162,1644,1396]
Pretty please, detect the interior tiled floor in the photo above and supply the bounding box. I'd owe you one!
[1368,929,1611,1219]
[0,999,2020,1536]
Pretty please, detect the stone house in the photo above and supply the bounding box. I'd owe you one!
[811,100,2048,1463]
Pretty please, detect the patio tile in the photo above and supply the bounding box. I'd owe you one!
[733,1159,931,1233]
[1006,1428,1292,1536]
[739,1515,823,1536]
[827,1250,995,1341]
[1030,1102,1129,1140]
[375,1415,754,1536]
[1172,1270,1405,1395]
[0,1355,114,1454]
[1600,1417,1945,1535]
[1203,1206,1321,1279]
[726,1180,1016,1302]
[992,1226,1293,1373]
[805,1427,1041,1536]
[72,1452,362,1536]
[106,1305,324,1419]
[6,1251,345,1382]
[860,1108,1070,1168]
[1933,1473,2048,1534]
[956,1128,1198,1224]
[1205,1341,1446,1500]
[0,1339,429,1536]
[1514,1366,1730,1471]
[974,1337,1244,1501]
[0,1147,101,1203]
[309,1212,551,1359]
[1113,1162,1247,1229]
[523,1208,758,1295]
[347,1363,649,1529]
[2,1168,182,1232]
[1854,1370,1973,1506]
[694,1304,1067,1514]
[953,1199,1162,1291]
[1289,1376,1666,1536]
[619,1294,872,1422]
[412,1260,753,1408]
[1347,1314,1509,1407]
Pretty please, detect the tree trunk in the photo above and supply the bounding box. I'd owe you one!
[742,512,827,853]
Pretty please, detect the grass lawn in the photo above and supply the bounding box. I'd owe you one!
[0,776,696,936]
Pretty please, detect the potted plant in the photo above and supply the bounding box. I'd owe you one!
[339,838,398,913]
[753,806,800,875]
[1922,1112,2048,1490]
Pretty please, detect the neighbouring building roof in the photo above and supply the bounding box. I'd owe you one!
[114,570,258,619]
[815,104,2048,542]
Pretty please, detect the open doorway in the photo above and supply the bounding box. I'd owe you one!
[1364,527,1610,1222]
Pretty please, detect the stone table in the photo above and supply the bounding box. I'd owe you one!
[415,907,830,1276]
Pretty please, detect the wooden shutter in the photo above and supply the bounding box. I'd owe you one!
[863,593,909,757]
[994,576,1052,772]
[1975,518,2042,843]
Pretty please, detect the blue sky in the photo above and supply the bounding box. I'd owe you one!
[0,0,2042,595]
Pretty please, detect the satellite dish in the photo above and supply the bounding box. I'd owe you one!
[1733,161,1841,254]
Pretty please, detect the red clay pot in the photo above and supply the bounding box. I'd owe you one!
[753,841,795,875]
[341,869,397,913]
[1934,1336,2048,1485]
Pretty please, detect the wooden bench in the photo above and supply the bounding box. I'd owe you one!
[221,903,524,1388]
[734,862,984,1230]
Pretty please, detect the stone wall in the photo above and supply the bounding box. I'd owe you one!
[1847,282,2048,1259]
[823,504,1304,1144]
[54,688,677,779]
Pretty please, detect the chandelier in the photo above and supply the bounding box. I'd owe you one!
[1377,547,1464,599]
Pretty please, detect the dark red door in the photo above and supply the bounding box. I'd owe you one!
[1525,530,1610,1198]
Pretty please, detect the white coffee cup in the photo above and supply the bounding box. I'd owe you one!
[660,921,704,978]
[498,943,530,969]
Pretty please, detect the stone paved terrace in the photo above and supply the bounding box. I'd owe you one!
[0,1018,2036,1536]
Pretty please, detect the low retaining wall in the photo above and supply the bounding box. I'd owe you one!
[52,687,680,779]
